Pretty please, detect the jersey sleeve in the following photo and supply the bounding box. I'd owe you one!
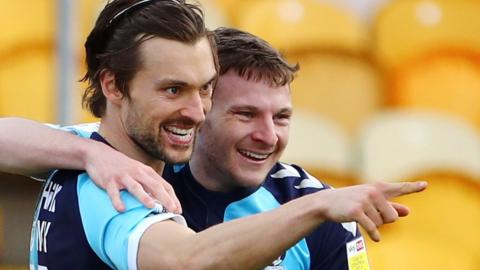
[293,165,365,270]
[47,122,100,138]
[272,163,366,269]
[308,221,362,270]
[76,173,186,270]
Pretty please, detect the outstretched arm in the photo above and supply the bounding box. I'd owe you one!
[137,181,427,269]
[0,117,89,176]
[0,117,180,213]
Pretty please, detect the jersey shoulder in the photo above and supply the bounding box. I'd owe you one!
[47,122,100,138]
[262,162,332,203]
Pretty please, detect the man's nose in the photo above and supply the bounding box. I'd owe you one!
[251,117,278,147]
[179,91,206,124]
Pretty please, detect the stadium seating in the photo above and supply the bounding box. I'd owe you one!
[236,0,384,135]
[0,1,56,122]
[210,0,253,25]
[282,110,356,187]
[0,173,42,267]
[357,110,480,182]
[0,48,56,122]
[374,0,480,129]
[0,267,28,270]
[288,51,384,135]
[373,0,480,69]
[389,49,480,130]
[0,0,105,124]
[2,0,480,268]
[237,0,369,53]
[356,110,480,270]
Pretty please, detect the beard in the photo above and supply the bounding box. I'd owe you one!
[124,110,197,164]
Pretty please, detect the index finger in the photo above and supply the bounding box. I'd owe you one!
[381,181,428,199]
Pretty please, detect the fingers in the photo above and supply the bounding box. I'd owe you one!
[104,173,181,214]
[105,181,126,212]
[365,204,383,228]
[357,212,381,242]
[380,181,428,199]
[359,202,411,242]
[123,176,156,209]
[390,202,410,217]
[363,189,399,237]
[164,182,182,214]
[85,146,182,213]
[140,170,181,214]
[323,182,423,243]
[374,199,399,224]
[145,181,178,214]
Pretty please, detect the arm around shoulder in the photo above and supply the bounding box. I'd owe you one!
[0,117,91,175]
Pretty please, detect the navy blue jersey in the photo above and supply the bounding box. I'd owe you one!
[50,124,364,269]
[30,132,185,270]
[163,163,361,270]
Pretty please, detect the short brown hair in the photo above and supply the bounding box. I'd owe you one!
[214,27,299,87]
[82,0,216,117]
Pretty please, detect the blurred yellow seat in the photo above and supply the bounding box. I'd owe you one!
[289,51,384,134]
[211,0,253,25]
[0,266,28,270]
[236,0,383,134]
[0,47,56,121]
[356,110,480,270]
[0,1,56,122]
[195,0,229,29]
[0,1,108,123]
[237,0,369,53]
[389,50,480,130]
[375,0,480,129]
[374,0,480,69]
[282,110,357,187]
[0,1,55,53]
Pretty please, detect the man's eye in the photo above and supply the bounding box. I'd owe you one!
[277,114,291,120]
[200,83,213,95]
[275,114,291,126]
[237,111,253,118]
[165,87,179,95]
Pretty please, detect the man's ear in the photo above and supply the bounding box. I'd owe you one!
[99,69,123,104]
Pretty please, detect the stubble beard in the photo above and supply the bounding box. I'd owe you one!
[129,127,196,164]
[125,115,195,164]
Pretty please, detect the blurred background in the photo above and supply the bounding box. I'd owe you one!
[1,0,479,269]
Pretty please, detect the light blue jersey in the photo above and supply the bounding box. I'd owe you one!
[30,132,185,270]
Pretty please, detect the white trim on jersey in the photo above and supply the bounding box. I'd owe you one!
[341,221,357,236]
[270,163,301,178]
[127,210,186,270]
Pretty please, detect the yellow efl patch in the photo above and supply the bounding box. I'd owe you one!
[346,236,371,270]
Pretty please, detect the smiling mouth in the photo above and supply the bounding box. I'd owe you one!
[163,126,194,144]
[238,149,272,161]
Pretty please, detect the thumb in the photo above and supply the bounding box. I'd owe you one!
[390,202,410,217]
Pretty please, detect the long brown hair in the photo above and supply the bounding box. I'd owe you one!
[81,0,217,117]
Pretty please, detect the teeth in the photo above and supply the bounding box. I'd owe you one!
[239,150,269,160]
[164,126,193,136]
